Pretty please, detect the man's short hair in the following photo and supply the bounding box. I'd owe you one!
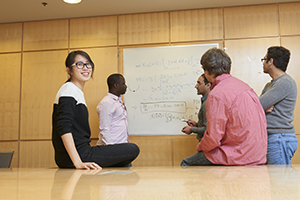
[200,73,212,86]
[200,48,231,77]
[267,46,290,72]
[107,73,123,90]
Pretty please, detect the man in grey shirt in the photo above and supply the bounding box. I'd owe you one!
[181,73,211,166]
[260,46,297,164]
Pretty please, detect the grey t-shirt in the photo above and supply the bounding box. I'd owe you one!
[259,74,297,135]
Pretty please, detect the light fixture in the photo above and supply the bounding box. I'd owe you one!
[63,0,81,4]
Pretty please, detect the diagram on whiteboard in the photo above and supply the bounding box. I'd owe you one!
[123,44,219,135]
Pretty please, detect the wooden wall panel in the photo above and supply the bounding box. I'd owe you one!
[281,36,300,140]
[279,2,300,36]
[0,53,21,140]
[172,135,199,166]
[225,38,280,95]
[23,19,68,51]
[19,141,56,167]
[82,47,119,139]
[70,16,118,48]
[0,142,18,167]
[21,50,68,139]
[1,3,300,168]
[0,23,22,53]
[171,8,223,42]
[129,136,172,166]
[119,12,169,45]
[224,5,279,39]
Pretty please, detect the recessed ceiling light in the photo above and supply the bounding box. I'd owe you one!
[63,0,81,4]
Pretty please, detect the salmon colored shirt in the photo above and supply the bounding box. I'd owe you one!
[197,74,267,165]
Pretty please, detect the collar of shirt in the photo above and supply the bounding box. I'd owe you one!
[107,92,126,110]
[107,92,121,101]
[211,73,232,90]
[201,93,208,103]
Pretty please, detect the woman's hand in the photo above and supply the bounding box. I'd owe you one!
[75,162,102,170]
[61,133,102,170]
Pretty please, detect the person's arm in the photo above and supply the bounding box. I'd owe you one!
[197,95,226,152]
[259,80,288,111]
[56,97,101,170]
[97,101,114,145]
[62,133,101,170]
[191,126,206,134]
[191,99,207,135]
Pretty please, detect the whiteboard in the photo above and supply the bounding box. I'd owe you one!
[123,44,219,135]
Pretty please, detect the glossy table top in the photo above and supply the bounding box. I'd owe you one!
[1,165,300,200]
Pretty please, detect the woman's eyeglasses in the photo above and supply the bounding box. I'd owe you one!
[72,62,92,69]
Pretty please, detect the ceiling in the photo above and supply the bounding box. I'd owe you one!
[0,0,298,24]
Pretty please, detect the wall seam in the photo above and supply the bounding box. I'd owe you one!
[18,22,25,167]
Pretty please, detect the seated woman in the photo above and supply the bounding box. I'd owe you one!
[52,50,140,169]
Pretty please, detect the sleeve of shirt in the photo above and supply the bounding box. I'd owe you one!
[192,101,207,134]
[192,126,206,134]
[97,100,114,145]
[259,80,290,111]
[196,95,227,152]
[56,97,76,136]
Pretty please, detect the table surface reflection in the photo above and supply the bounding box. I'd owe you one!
[1,165,300,200]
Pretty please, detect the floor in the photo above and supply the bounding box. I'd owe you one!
[1,165,300,200]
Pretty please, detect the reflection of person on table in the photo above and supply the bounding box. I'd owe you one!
[51,169,140,200]
[60,170,102,200]
[52,50,139,169]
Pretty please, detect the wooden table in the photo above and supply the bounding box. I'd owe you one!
[1,165,299,199]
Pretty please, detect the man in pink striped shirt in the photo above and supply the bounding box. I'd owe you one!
[97,74,129,146]
[182,48,267,166]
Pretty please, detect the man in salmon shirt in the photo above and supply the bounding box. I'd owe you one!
[184,48,267,166]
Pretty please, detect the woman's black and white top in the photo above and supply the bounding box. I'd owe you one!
[52,82,91,168]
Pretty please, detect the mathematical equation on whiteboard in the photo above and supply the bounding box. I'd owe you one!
[134,56,198,69]
[137,100,201,123]
[126,56,203,123]
[129,71,202,101]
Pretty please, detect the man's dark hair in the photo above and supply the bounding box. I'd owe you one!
[107,73,123,90]
[267,46,290,72]
[200,73,212,86]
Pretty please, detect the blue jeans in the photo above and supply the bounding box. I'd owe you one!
[181,151,214,166]
[267,133,298,165]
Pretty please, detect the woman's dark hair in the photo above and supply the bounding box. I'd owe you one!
[65,50,95,82]
[200,48,231,78]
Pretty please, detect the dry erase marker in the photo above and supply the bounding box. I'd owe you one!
[181,119,188,122]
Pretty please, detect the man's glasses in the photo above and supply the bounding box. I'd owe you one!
[72,62,92,69]
[261,58,268,62]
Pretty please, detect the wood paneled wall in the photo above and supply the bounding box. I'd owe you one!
[1,2,300,167]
